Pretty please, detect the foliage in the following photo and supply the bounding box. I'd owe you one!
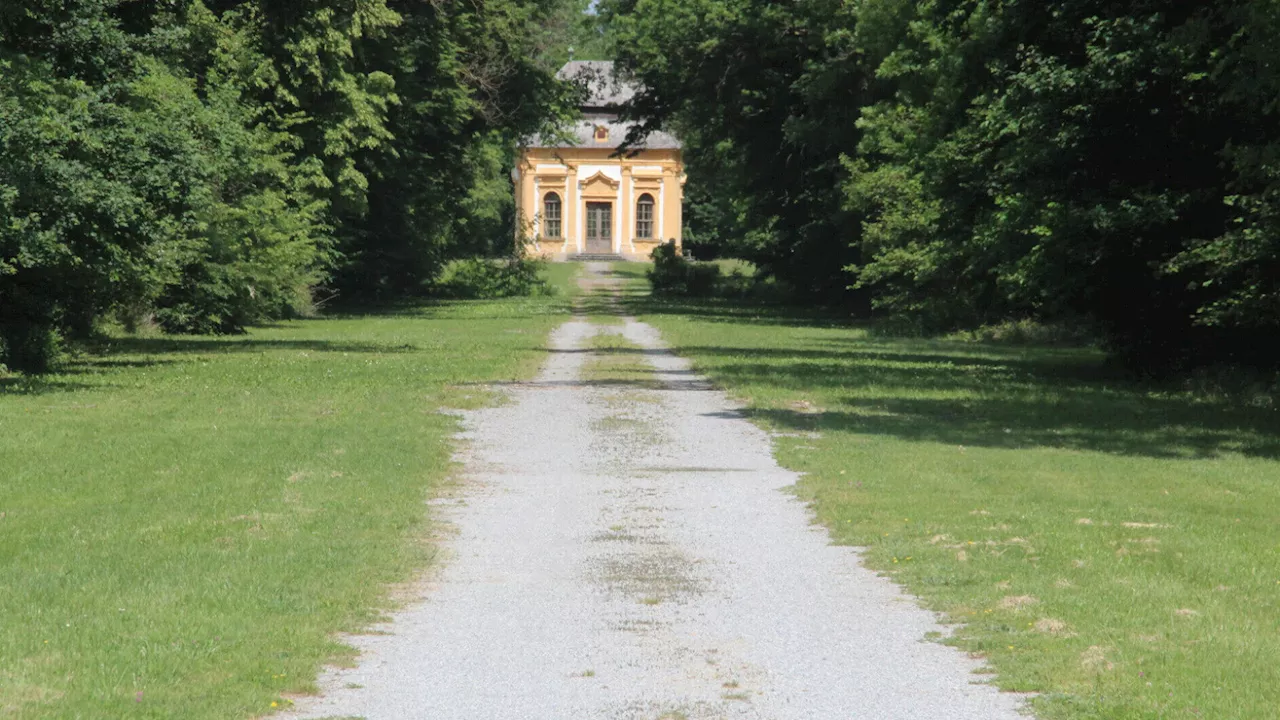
[1,0,576,372]
[327,0,577,301]
[432,257,552,299]
[647,241,720,296]
[676,138,776,262]
[608,0,866,304]
[611,0,1280,372]
[845,0,1280,371]
[145,7,335,335]
[0,53,191,372]
[943,319,1095,349]
[539,0,616,66]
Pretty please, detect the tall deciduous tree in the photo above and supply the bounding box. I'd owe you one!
[610,0,1280,372]
[2,0,573,371]
[609,0,867,302]
[849,0,1280,370]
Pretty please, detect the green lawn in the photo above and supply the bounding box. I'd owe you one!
[8,259,1276,719]
[0,264,577,719]
[624,287,1280,720]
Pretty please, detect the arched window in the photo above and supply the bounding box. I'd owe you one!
[635,193,655,239]
[543,192,562,238]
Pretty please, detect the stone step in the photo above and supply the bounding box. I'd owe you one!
[567,253,626,262]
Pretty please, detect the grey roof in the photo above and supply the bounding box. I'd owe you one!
[525,62,681,151]
[557,60,636,108]
[528,117,681,151]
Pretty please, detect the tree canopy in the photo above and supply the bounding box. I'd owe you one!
[607,0,1280,373]
[1,0,578,372]
[6,0,1279,375]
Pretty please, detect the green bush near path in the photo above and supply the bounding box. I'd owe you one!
[431,257,556,299]
[628,291,1280,720]
[0,266,577,718]
[648,242,722,297]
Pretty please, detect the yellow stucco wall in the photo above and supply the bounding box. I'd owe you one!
[514,147,685,261]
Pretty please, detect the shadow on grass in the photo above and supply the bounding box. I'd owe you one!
[622,294,1280,460]
[324,303,555,322]
[3,292,568,394]
[726,354,1280,459]
[2,336,422,396]
[574,295,623,316]
[308,291,569,322]
[0,376,113,396]
[737,401,1280,460]
[624,294,853,330]
[470,377,715,392]
[70,357,179,371]
[545,347,670,357]
[85,336,419,357]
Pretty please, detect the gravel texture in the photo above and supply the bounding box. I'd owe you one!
[285,270,1027,720]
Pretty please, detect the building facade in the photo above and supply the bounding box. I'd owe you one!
[514,61,684,260]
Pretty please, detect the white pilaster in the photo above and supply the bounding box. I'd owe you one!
[576,179,585,253]
[614,180,622,253]
[532,178,541,241]
[658,175,666,240]
[626,174,635,255]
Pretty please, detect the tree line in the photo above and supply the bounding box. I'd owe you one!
[607,0,1280,373]
[1,0,605,373]
[9,1,1277,377]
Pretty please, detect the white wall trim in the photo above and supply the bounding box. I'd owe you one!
[614,179,622,253]
[576,165,623,182]
[658,179,666,240]
[532,178,541,244]
[576,179,585,253]
[627,175,636,255]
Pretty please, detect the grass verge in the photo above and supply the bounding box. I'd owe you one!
[582,332,653,386]
[0,267,578,719]
[626,293,1280,720]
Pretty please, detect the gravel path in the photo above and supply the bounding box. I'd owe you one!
[286,266,1026,720]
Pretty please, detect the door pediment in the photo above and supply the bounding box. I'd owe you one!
[581,170,620,198]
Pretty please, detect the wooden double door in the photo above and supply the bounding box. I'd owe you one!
[585,202,613,253]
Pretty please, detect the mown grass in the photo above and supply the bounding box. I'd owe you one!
[572,264,627,325]
[0,265,578,719]
[582,332,653,386]
[623,289,1280,720]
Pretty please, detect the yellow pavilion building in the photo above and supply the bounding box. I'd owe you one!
[514,61,684,260]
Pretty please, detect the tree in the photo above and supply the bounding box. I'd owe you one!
[609,0,869,303]
[849,0,1280,370]
[327,0,576,300]
[1,0,573,371]
[609,0,1280,371]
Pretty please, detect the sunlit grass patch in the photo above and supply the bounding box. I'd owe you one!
[0,268,576,719]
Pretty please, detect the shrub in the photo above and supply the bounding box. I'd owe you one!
[1180,365,1280,409]
[432,257,552,299]
[0,36,331,368]
[946,319,1095,348]
[0,323,63,376]
[648,241,722,297]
